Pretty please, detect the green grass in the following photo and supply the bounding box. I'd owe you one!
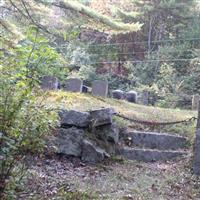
[44,90,198,138]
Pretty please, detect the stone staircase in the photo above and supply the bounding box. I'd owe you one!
[118,130,189,162]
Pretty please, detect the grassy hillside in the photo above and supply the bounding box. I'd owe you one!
[44,91,198,139]
[20,90,199,200]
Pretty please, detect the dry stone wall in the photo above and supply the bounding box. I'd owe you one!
[55,108,119,164]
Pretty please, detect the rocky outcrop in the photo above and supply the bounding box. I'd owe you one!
[56,128,84,157]
[81,139,109,164]
[89,108,113,127]
[55,108,117,164]
[59,110,90,128]
[54,107,188,164]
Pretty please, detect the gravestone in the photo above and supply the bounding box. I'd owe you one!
[112,90,124,100]
[192,95,200,110]
[64,78,83,92]
[142,91,149,105]
[41,76,58,90]
[92,80,108,97]
[126,91,137,103]
[193,100,200,175]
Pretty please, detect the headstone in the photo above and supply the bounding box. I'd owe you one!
[82,85,89,93]
[142,90,149,105]
[92,80,108,97]
[193,101,200,175]
[192,95,200,110]
[125,91,137,103]
[112,90,124,100]
[41,76,58,90]
[64,78,83,92]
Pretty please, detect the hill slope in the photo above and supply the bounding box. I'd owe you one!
[44,91,197,138]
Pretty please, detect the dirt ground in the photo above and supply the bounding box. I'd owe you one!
[16,152,200,200]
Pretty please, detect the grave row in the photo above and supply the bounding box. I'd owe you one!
[41,76,108,97]
[41,76,200,108]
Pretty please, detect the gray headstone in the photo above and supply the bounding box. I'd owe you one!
[41,76,58,90]
[125,91,137,103]
[64,78,83,92]
[192,95,200,110]
[142,91,149,105]
[112,90,124,100]
[92,80,108,97]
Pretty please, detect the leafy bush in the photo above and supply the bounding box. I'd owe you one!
[0,30,59,198]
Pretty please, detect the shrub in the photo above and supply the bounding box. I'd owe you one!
[0,30,58,198]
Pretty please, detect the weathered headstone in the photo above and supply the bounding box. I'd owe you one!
[125,91,137,103]
[64,78,83,92]
[192,95,200,110]
[92,80,108,97]
[193,100,200,175]
[41,76,58,90]
[142,90,149,105]
[112,90,124,100]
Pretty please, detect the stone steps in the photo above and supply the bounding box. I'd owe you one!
[124,130,188,150]
[118,147,188,162]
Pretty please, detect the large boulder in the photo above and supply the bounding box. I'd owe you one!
[95,123,119,144]
[56,128,84,157]
[59,110,90,128]
[89,108,114,127]
[81,139,109,164]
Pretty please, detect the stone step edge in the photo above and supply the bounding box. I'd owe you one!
[117,147,188,162]
[126,130,187,139]
[118,146,188,153]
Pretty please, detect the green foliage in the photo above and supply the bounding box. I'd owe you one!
[0,29,59,198]
[56,188,98,200]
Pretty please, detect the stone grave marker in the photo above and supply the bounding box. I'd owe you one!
[142,90,149,105]
[126,91,137,103]
[92,80,108,97]
[64,78,83,92]
[192,95,200,110]
[41,76,58,90]
[112,90,124,100]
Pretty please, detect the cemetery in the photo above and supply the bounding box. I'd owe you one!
[1,0,200,199]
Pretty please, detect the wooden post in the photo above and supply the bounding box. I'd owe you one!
[197,100,200,129]
[193,100,200,175]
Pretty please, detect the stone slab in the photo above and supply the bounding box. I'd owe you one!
[89,108,113,127]
[92,80,108,97]
[41,76,58,90]
[64,78,83,92]
[124,131,188,150]
[56,128,84,157]
[118,147,186,162]
[59,110,90,128]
